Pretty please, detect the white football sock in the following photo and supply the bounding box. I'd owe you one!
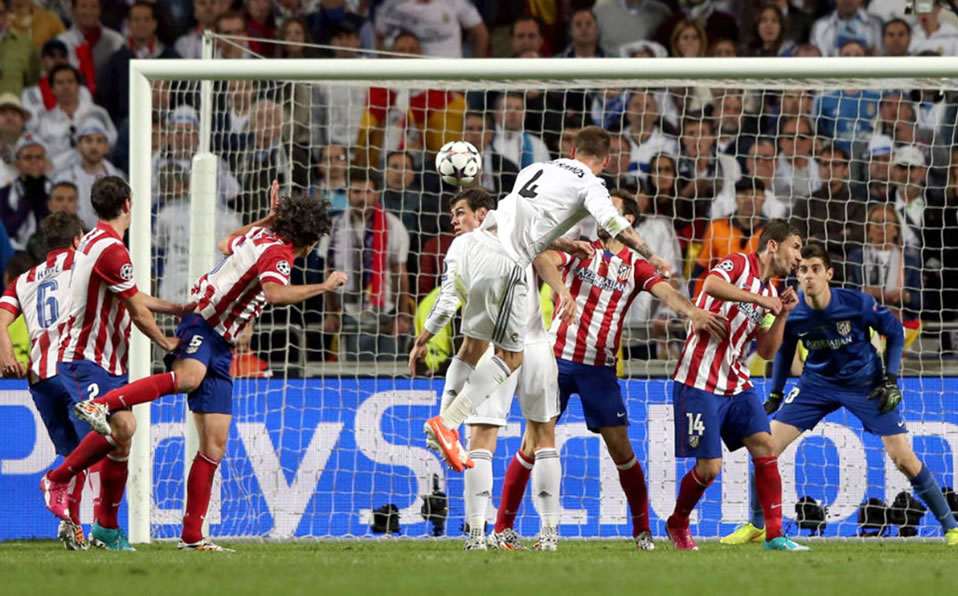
[532,448,561,530]
[439,357,474,414]
[439,355,511,429]
[464,449,493,531]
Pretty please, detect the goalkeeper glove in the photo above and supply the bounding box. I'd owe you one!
[764,391,784,415]
[869,374,902,414]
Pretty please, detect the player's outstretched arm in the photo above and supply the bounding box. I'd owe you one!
[140,294,197,318]
[766,328,799,414]
[411,246,464,376]
[866,297,906,378]
[755,287,799,360]
[261,271,348,306]
[124,292,178,352]
[533,250,575,325]
[548,237,594,260]
[0,310,26,378]
[615,227,672,278]
[649,281,726,340]
[217,180,281,255]
[702,274,783,315]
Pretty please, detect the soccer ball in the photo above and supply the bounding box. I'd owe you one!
[435,141,481,186]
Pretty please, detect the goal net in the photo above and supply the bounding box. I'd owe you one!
[131,53,958,542]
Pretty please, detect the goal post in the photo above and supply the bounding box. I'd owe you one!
[127,56,958,543]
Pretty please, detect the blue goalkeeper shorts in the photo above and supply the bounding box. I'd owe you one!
[774,377,906,437]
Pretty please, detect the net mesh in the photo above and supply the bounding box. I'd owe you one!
[145,48,958,540]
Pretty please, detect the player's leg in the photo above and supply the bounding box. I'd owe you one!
[438,338,491,413]
[178,410,234,552]
[74,314,212,431]
[600,426,654,549]
[526,417,560,551]
[722,420,803,544]
[668,382,724,550]
[882,433,958,543]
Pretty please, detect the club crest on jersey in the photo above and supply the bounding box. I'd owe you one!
[688,435,700,448]
[119,263,133,281]
[616,264,632,281]
[836,320,851,335]
[276,260,291,276]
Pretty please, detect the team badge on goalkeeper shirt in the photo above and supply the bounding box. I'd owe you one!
[836,320,851,335]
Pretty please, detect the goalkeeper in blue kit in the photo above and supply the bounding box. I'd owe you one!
[722,242,958,546]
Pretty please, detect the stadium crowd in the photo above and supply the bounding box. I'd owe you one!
[1,0,958,367]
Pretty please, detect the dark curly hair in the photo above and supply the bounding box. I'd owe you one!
[272,192,332,249]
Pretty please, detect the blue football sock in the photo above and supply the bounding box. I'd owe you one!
[910,464,958,531]
[748,465,765,528]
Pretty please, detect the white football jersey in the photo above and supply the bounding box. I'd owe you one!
[482,158,632,267]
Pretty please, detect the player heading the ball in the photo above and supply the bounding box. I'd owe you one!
[73,180,347,551]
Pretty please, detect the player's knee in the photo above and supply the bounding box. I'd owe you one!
[695,459,722,482]
[174,365,204,394]
[495,348,523,372]
[603,435,633,464]
[109,411,136,443]
[887,443,921,476]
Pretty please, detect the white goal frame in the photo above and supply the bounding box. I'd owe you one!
[126,55,958,543]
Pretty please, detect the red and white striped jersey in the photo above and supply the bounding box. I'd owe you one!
[191,226,294,343]
[550,239,665,367]
[0,249,75,380]
[58,223,138,375]
[672,252,778,396]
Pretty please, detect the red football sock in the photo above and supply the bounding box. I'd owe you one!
[494,450,534,533]
[94,372,177,411]
[68,470,87,525]
[672,467,713,525]
[615,455,650,536]
[95,454,128,529]
[182,452,220,544]
[753,456,783,540]
[47,432,116,483]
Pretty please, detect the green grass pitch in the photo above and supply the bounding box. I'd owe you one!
[1,540,954,596]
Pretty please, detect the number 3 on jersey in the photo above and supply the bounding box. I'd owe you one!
[518,169,543,199]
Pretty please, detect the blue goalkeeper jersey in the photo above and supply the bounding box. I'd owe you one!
[770,287,904,392]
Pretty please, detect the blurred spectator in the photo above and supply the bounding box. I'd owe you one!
[32,64,116,171]
[233,99,302,222]
[0,0,41,96]
[792,143,866,281]
[375,0,488,58]
[214,10,249,58]
[490,91,550,169]
[175,0,226,59]
[809,0,882,56]
[713,89,757,159]
[558,125,580,158]
[670,19,707,57]
[882,18,912,57]
[658,0,739,51]
[691,177,765,296]
[20,39,94,122]
[874,91,919,147]
[593,0,671,56]
[620,38,668,58]
[24,179,76,260]
[278,16,319,58]
[230,322,272,378]
[36,0,71,25]
[99,2,181,126]
[157,105,240,206]
[153,162,242,302]
[52,118,123,228]
[910,0,958,56]
[773,115,821,203]
[276,18,323,155]
[559,9,608,58]
[603,133,637,191]
[646,151,699,245]
[324,168,413,361]
[0,133,50,250]
[810,41,880,154]
[793,42,822,57]
[316,21,366,148]
[8,0,64,50]
[462,110,519,195]
[275,0,318,21]
[743,4,796,57]
[865,133,894,202]
[244,0,276,56]
[2,252,32,366]
[0,93,29,175]
[510,14,544,56]
[890,144,930,251]
[382,150,437,253]
[56,0,125,96]
[676,114,741,211]
[846,204,922,320]
[622,89,679,182]
[712,136,789,219]
[314,143,348,212]
[708,38,736,57]
[623,186,685,359]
